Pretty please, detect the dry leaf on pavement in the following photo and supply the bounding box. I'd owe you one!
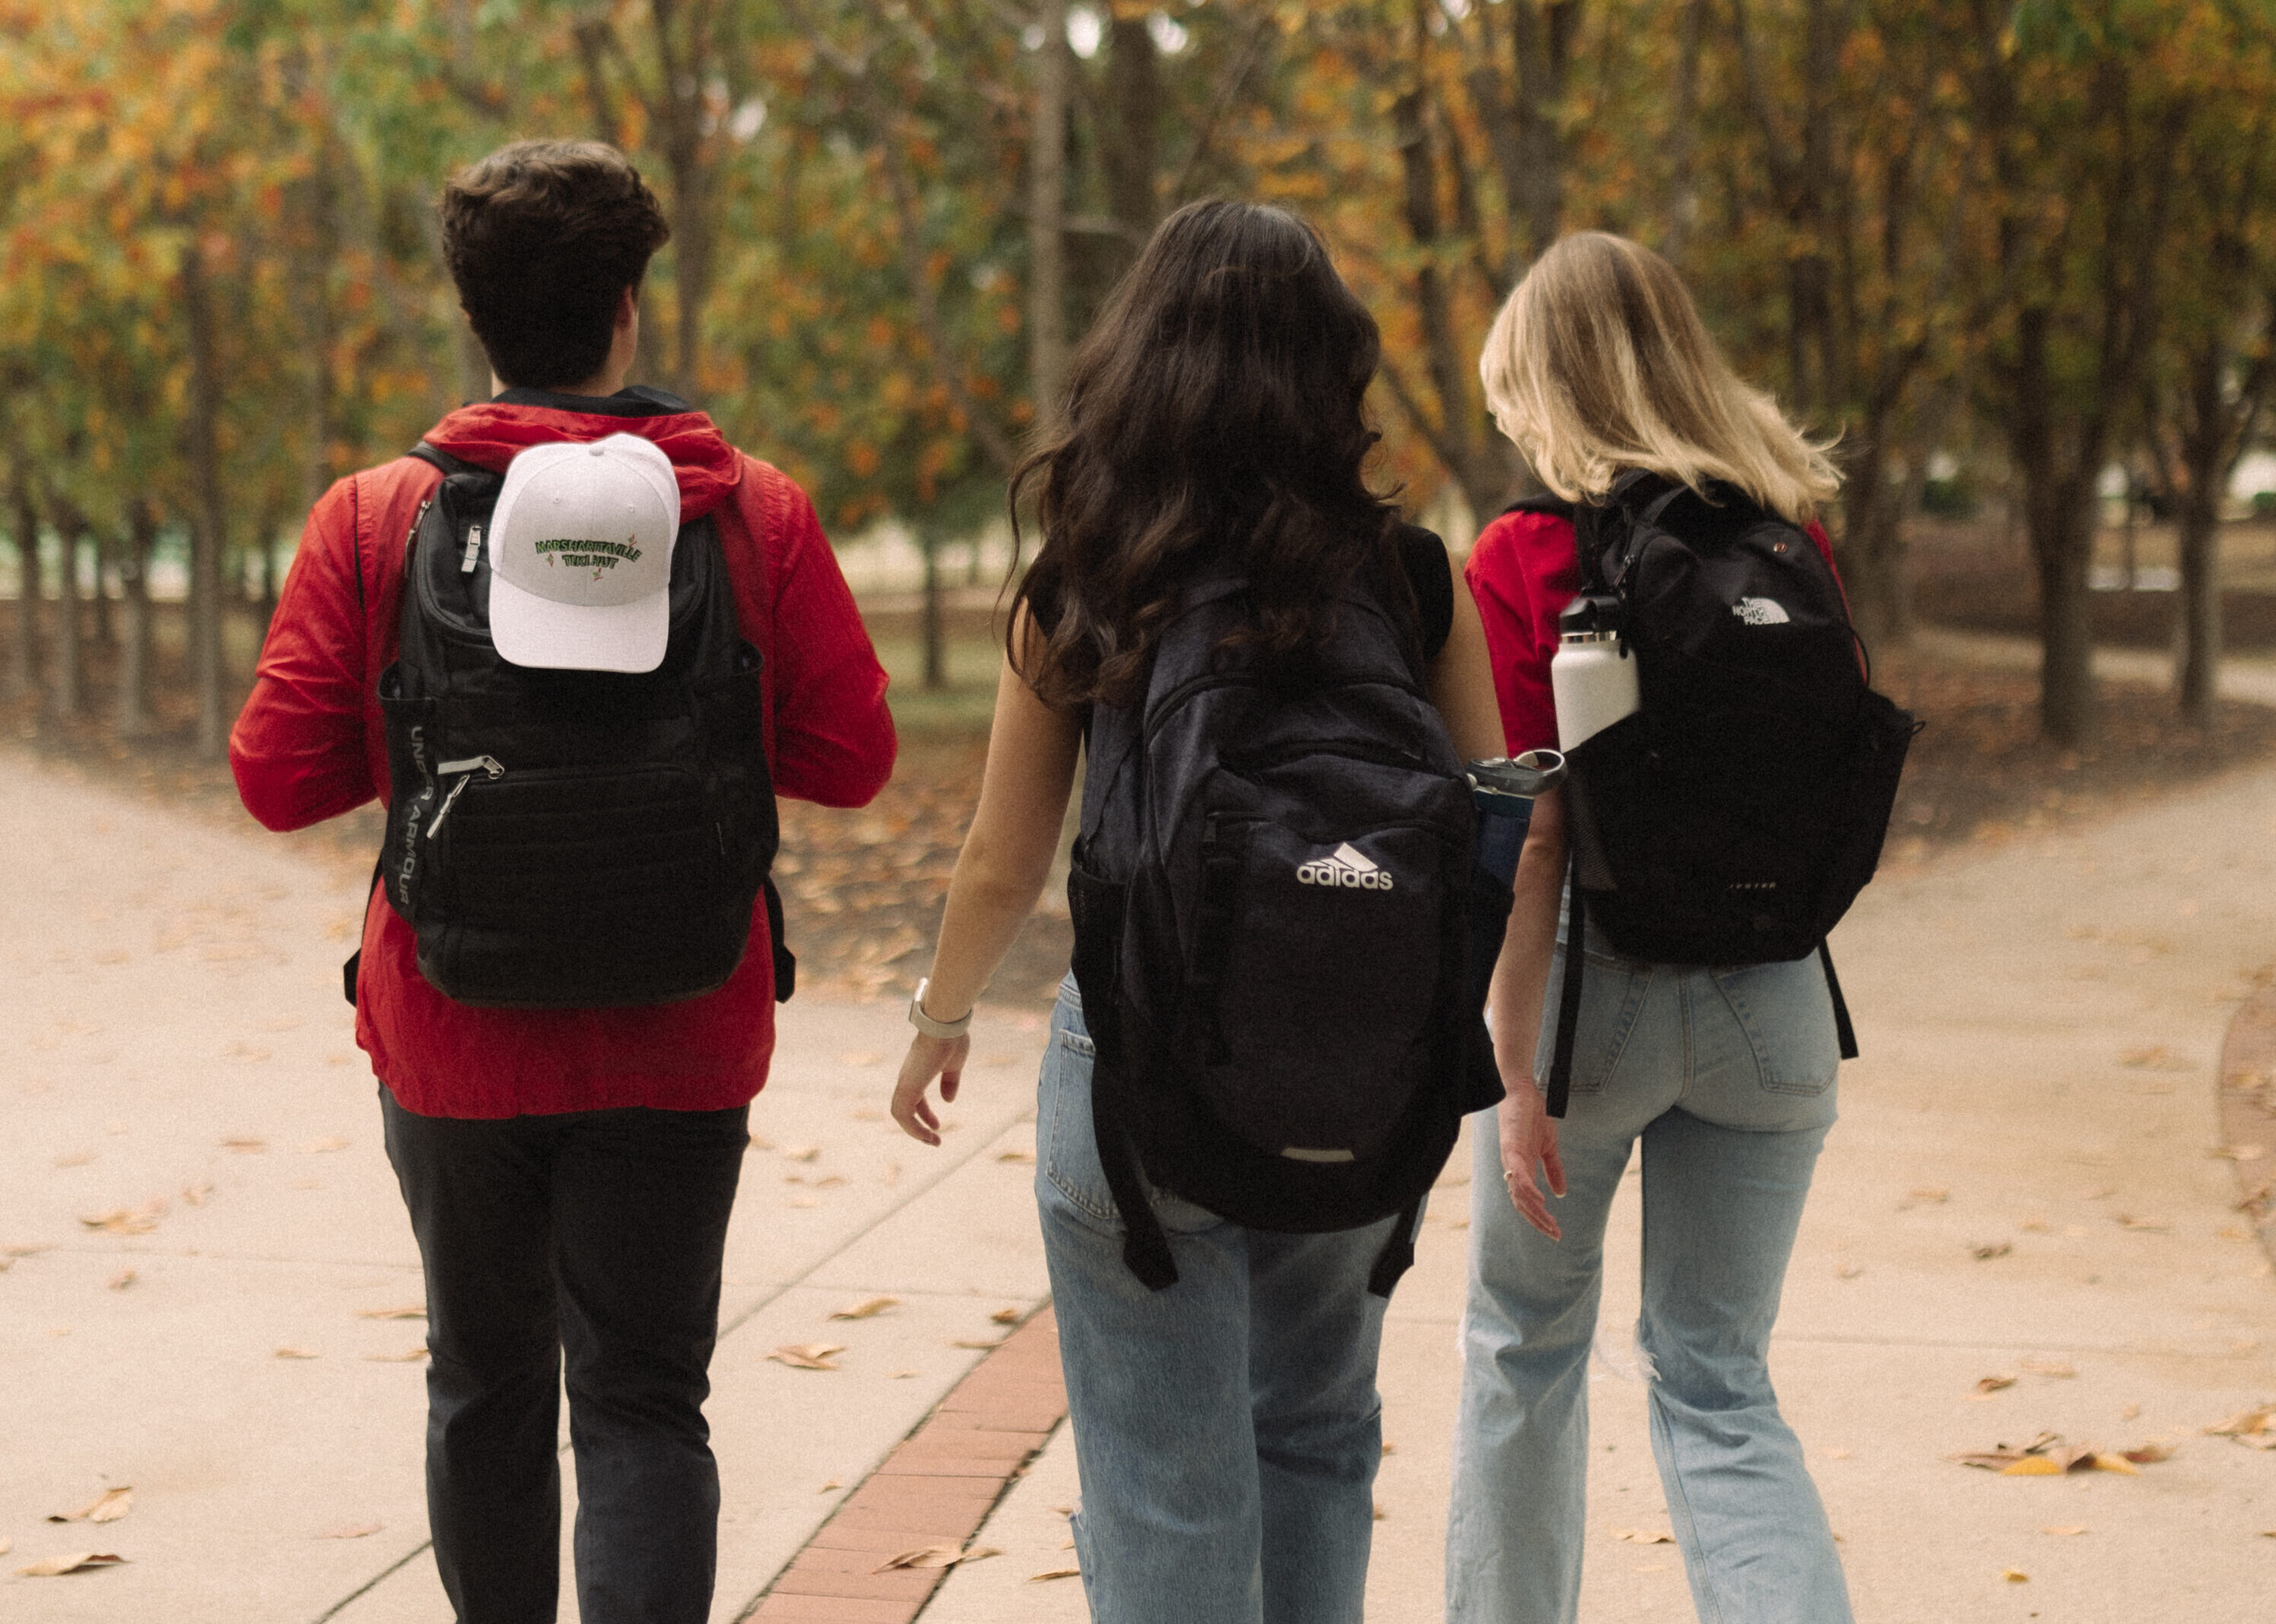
[768,1343,845,1371]
[1610,1528,1674,1544]
[2204,1403,2276,1448]
[221,1136,267,1152]
[17,1551,126,1577]
[997,1149,1037,1163]
[2115,1214,2170,1232]
[357,1305,426,1320]
[875,1541,1000,1572]
[274,1346,319,1360]
[305,1136,351,1153]
[364,1348,429,1362]
[0,1537,8,1556]
[1030,1568,1082,1581]
[181,1181,214,1206]
[107,1270,136,1291]
[952,1337,1006,1350]
[784,1145,820,1163]
[49,1488,131,1524]
[1906,1186,1950,1204]
[2001,1568,2030,1584]
[2041,1527,2088,1537]
[829,1295,899,1320]
[316,1523,381,1539]
[1974,1374,2017,1394]
[990,1306,1022,1324]
[1971,1241,2012,1260]
[78,1209,155,1236]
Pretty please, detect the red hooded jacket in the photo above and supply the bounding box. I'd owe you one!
[230,389,897,1118]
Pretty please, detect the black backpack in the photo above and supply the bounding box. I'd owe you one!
[1066,539,1509,1298]
[356,443,792,1009]
[1514,474,1915,1115]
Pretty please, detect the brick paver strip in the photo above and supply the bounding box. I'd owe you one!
[743,1305,1068,1623]
[2218,987,2276,1265]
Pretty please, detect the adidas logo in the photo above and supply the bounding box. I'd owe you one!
[1731,596,1792,625]
[1295,842,1396,891]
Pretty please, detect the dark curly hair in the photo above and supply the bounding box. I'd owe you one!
[1009,199,1402,708]
[440,140,670,389]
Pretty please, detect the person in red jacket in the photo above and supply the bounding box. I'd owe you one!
[230,141,895,1624]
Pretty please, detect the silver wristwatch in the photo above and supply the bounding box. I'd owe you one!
[908,977,973,1039]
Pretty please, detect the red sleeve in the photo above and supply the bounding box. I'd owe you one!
[736,462,896,808]
[229,476,380,831]
[1465,510,1580,758]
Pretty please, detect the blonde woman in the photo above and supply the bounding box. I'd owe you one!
[1448,232,1855,1623]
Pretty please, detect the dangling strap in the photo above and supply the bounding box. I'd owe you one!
[1367,1195,1428,1298]
[1545,855,1586,1119]
[763,878,796,1004]
[342,855,383,1006]
[1818,940,1859,1061]
[1089,1055,1179,1291]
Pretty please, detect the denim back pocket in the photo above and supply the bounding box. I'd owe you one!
[1529,947,1651,1098]
[1710,958,1840,1097]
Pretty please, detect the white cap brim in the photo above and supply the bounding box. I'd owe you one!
[491,567,669,673]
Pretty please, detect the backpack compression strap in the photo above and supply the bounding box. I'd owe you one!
[1544,855,1586,1119]
[1818,942,1860,1060]
[1088,1056,1180,1291]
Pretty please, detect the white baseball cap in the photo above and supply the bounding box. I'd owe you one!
[488,434,681,673]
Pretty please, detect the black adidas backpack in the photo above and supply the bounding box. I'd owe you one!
[1518,473,1916,1115]
[1067,538,1510,1298]
[358,443,792,1009]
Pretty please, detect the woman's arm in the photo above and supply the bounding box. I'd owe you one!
[890,619,1082,1145]
[1429,544,1568,1238]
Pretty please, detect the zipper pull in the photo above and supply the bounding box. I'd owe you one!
[426,757,504,838]
[460,521,483,575]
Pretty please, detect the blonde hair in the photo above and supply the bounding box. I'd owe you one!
[1480,232,1840,523]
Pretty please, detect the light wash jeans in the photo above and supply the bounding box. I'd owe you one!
[1037,976,1400,1624]
[1447,942,1853,1624]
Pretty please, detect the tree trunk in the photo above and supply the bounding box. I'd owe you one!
[920,526,947,692]
[183,235,230,759]
[650,0,716,403]
[1665,0,1704,264]
[8,469,37,704]
[2030,471,2099,749]
[1508,1,1581,260]
[1103,12,1162,257]
[90,525,114,647]
[1838,435,1904,650]
[2176,342,2228,726]
[119,498,155,737]
[1028,0,1071,421]
[52,501,81,720]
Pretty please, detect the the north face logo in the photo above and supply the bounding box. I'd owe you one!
[1295,843,1395,891]
[1731,596,1792,625]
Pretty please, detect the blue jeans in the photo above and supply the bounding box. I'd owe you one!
[1446,945,1853,1624]
[1037,977,1400,1624]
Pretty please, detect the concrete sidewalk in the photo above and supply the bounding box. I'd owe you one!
[5,742,2276,1622]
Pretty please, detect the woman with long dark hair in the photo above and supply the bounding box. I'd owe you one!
[888,199,1509,1622]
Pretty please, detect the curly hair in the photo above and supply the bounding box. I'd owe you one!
[440,140,670,390]
[1009,199,1403,709]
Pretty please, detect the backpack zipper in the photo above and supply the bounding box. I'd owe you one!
[426,755,505,838]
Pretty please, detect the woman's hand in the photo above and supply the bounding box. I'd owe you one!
[1496,1073,1566,1240]
[892,1032,970,1147]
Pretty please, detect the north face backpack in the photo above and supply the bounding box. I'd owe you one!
[356,443,792,1009]
[1515,473,1916,1115]
[1067,539,1511,1298]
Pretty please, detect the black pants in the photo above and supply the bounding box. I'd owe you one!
[380,1087,749,1624]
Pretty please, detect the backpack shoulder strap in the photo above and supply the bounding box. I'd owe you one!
[406,442,482,478]
[1545,855,1586,1119]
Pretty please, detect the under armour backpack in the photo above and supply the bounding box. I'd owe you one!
[365,443,791,1009]
[1067,536,1510,1298]
[1519,473,1916,1114]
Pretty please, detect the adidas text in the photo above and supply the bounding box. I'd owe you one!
[1295,842,1395,891]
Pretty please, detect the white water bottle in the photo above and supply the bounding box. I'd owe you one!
[1551,595,1639,752]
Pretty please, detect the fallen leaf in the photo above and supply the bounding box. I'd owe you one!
[0,1537,8,1556]
[997,1149,1037,1163]
[1610,1528,1675,1544]
[180,1182,214,1206]
[1835,1262,1864,1279]
[817,1479,841,1493]
[17,1551,126,1577]
[2119,1443,2174,1465]
[829,1295,899,1320]
[2204,1403,2276,1442]
[2089,1453,2139,1474]
[990,1306,1022,1324]
[78,1209,155,1236]
[305,1136,351,1153]
[1029,1568,1082,1581]
[364,1348,429,1362]
[784,1145,820,1163]
[2121,1403,2142,1421]
[1972,1241,2012,1260]
[852,1107,885,1121]
[4,1243,52,1257]
[2020,1359,2077,1378]
[2019,1218,2052,1233]
[1976,1375,2017,1394]
[787,1196,821,1209]
[890,1368,920,1378]
[876,1541,999,1572]
[2041,1526,2088,1537]
[1373,1502,1387,1520]
[839,1050,884,1067]
[356,1305,427,1320]
[2002,1568,2030,1584]
[316,1522,381,1539]
[49,1488,132,1524]
[221,1136,267,1152]
[274,1346,319,1360]
[2120,1044,2194,1072]
[1907,1186,1950,1203]
[952,1337,1005,1350]
[106,1269,135,1291]
[768,1343,845,1371]
[2001,1457,2063,1476]
[2116,1214,2170,1232]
